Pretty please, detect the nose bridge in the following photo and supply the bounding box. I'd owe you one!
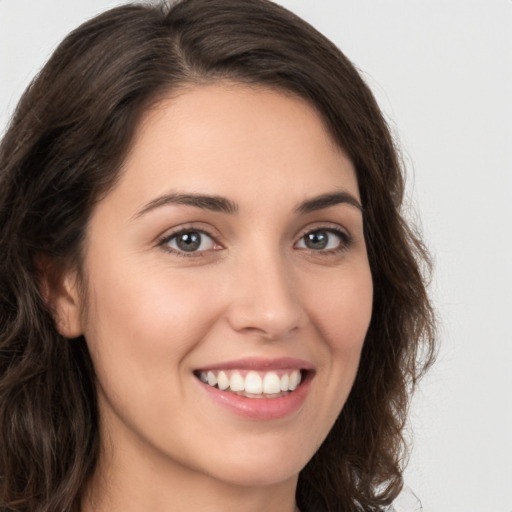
[226,241,307,339]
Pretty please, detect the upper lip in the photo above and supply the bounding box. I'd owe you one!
[196,357,314,372]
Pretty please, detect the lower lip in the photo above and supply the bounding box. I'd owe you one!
[197,373,312,420]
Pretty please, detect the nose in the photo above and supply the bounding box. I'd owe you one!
[225,250,308,340]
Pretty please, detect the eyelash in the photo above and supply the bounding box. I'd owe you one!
[157,226,352,258]
[157,228,217,258]
[296,227,353,255]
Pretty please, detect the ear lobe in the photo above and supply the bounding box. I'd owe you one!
[37,256,83,338]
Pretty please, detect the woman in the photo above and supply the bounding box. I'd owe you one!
[0,1,436,511]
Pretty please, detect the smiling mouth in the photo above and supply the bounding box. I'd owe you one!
[194,368,306,398]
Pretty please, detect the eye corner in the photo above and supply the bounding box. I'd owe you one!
[294,226,352,253]
[157,228,223,258]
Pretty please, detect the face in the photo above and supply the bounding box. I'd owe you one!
[64,85,373,490]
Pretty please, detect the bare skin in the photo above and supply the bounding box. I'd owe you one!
[49,84,373,512]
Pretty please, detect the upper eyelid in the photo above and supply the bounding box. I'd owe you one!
[296,222,351,239]
[157,225,220,244]
[296,227,351,244]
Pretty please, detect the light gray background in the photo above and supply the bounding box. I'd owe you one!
[1,1,511,511]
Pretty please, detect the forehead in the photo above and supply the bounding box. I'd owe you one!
[109,84,359,215]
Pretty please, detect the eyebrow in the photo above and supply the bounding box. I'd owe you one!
[133,193,239,219]
[133,189,362,220]
[295,191,363,214]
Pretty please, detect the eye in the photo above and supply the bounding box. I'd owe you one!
[161,230,217,254]
[295,228,350,252]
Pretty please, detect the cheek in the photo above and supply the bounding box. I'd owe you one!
[307,265,373,354]
[81,260,224,381]
[297,264,373,449]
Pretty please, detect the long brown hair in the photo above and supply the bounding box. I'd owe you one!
[0,1,436,510]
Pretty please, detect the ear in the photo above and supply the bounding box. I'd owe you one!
[37,256,84,338]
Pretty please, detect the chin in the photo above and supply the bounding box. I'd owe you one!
[195,436,314,488]
[207,461,302,489]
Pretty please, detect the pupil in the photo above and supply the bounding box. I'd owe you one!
[177,232,201,251]
[305,231,328,250]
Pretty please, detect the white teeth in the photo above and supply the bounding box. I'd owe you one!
[207,371,217,387]
[217,371,229,390]
[198,369,304,395]
[229,373,245,392]
[289,369,301,391]
[280,374,289,391]
[245,371,263,394]
[263,372,281,394]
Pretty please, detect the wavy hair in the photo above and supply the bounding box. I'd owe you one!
[0,1,436,510]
